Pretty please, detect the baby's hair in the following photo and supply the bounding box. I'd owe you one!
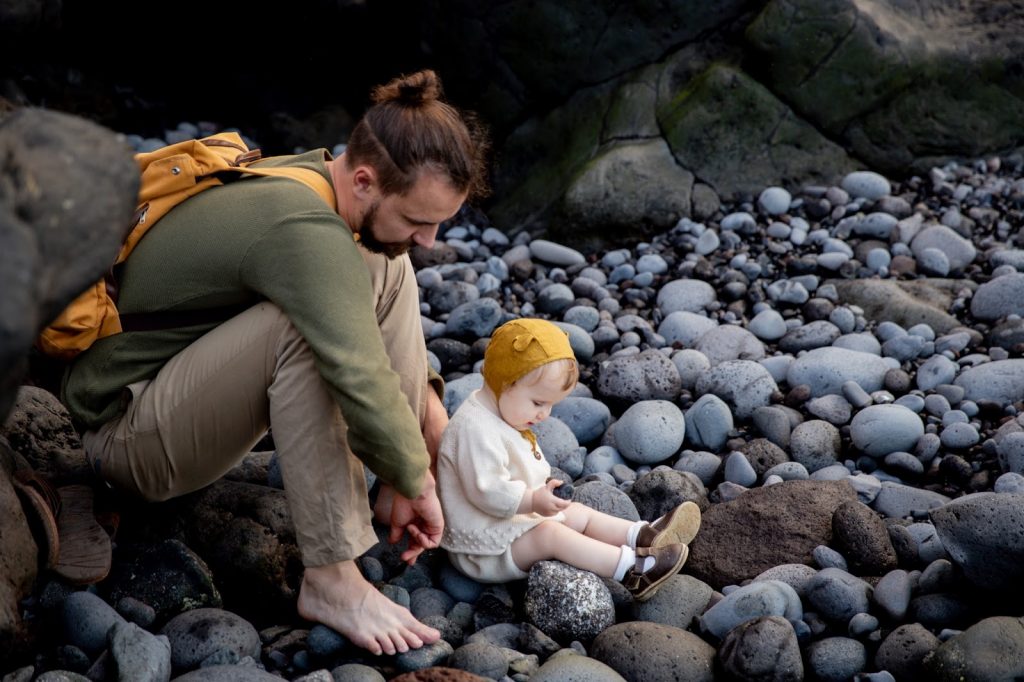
[515,358,579,393]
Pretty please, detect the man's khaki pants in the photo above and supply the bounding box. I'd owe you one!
[82,249,428,567]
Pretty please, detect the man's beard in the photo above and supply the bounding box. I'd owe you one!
[356,201,414,259]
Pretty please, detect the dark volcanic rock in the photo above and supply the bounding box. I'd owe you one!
[687,480,857,590]
[0,108,137,423]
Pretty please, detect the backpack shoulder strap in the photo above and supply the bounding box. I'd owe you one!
[239,165,337,211]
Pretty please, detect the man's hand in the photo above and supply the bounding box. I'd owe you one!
[386,471,444,565]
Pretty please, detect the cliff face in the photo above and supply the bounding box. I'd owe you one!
[3,0,1023,245]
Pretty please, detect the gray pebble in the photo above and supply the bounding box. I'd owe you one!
[805,568,871,623]
[851,404,924,458]
[614,400,686,465]
[330,664,386,682]
[63,591,126,657]
[529,239,586,267]
[995,472,1024,492]
[393,640,455,673]
[872,569,913,620]
[673,451,723,486]
[813,545,848,570]
[657,279,717,314]
[724,451,757,487]
[842,171,891,200]
[764,461,810,481]
[806,637,867,682]
[161,608,260,672]
[685,394,733,452]
[700,580,802,639]
[718,616,804,681]
[940,422,980,449]
[695,360,777,419]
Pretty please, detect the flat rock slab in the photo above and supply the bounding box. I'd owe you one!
[827,278,971,334]
[687,480,857,590]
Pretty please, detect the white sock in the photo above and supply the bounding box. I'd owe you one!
[613,546,635,581]
[626,520,646,549]
[612,546,655,580]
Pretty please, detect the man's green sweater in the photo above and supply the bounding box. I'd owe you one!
[63,150,429,499]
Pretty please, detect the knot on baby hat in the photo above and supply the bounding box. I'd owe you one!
[483,318,575,398]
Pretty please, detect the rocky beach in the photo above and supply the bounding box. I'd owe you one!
[1,121,1023,681]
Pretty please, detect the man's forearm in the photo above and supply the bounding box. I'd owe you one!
[422,388,448,471]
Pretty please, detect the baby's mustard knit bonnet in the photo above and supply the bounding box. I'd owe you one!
[482,318,575,400]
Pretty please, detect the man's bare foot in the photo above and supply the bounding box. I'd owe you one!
[297,559,440,656]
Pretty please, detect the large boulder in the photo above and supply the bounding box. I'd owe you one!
[0,440,38,664]
[929,493,1024,591]
[560,139,693,241]
[657,63,856,202]
[421,0,754,132]
[747,0,1024,173]
[687,480,858,590]
[924,616,1024,682]
[828,279,972,335]
[0,0,60,42]
[126,480,303,624]
[591,621,716,682]
[0,108,137,423]
[1,386,90,480]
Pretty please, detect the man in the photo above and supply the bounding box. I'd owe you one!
[62,70,490,656]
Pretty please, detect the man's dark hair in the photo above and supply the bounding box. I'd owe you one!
[345,70,490,201]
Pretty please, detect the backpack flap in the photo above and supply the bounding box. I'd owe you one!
[36,279,122,361]
[121,134,252,263]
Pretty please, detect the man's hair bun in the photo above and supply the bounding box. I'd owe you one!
[371,70,442,106]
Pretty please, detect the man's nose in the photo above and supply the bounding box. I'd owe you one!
[413,225,439,249]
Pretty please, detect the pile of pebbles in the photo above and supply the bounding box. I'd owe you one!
[6,123,1024,681]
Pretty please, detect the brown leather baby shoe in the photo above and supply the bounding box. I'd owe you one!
[621,543,689,601]
[636,501,701,549]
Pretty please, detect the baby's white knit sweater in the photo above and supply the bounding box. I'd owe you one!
[438,390,563,555]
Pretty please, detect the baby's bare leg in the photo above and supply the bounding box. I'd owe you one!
[561,502,637,546]
[511,520,622,577]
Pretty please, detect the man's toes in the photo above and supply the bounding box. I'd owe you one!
[376,632,398,656]
[391,632,411,654]
[397,626,424,651]
[356,635,383,656]
[404,617,438,642]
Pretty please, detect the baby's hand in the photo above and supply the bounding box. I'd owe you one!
[532,479,571,516]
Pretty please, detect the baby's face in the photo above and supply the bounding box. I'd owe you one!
[497,368,572,432]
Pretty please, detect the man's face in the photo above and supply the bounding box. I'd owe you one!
[357,170,468,259]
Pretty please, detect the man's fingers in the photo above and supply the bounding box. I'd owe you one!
[406,524,440,549]
[405,525,427,545]
[400,536,424,563]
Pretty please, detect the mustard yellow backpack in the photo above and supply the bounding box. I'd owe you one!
[35,132,337,361]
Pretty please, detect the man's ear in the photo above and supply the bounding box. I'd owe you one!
[352,165,378,199]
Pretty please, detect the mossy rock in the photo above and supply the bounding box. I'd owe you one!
[657,63,856,200]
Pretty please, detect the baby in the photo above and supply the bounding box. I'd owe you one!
[437,318,700,601]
